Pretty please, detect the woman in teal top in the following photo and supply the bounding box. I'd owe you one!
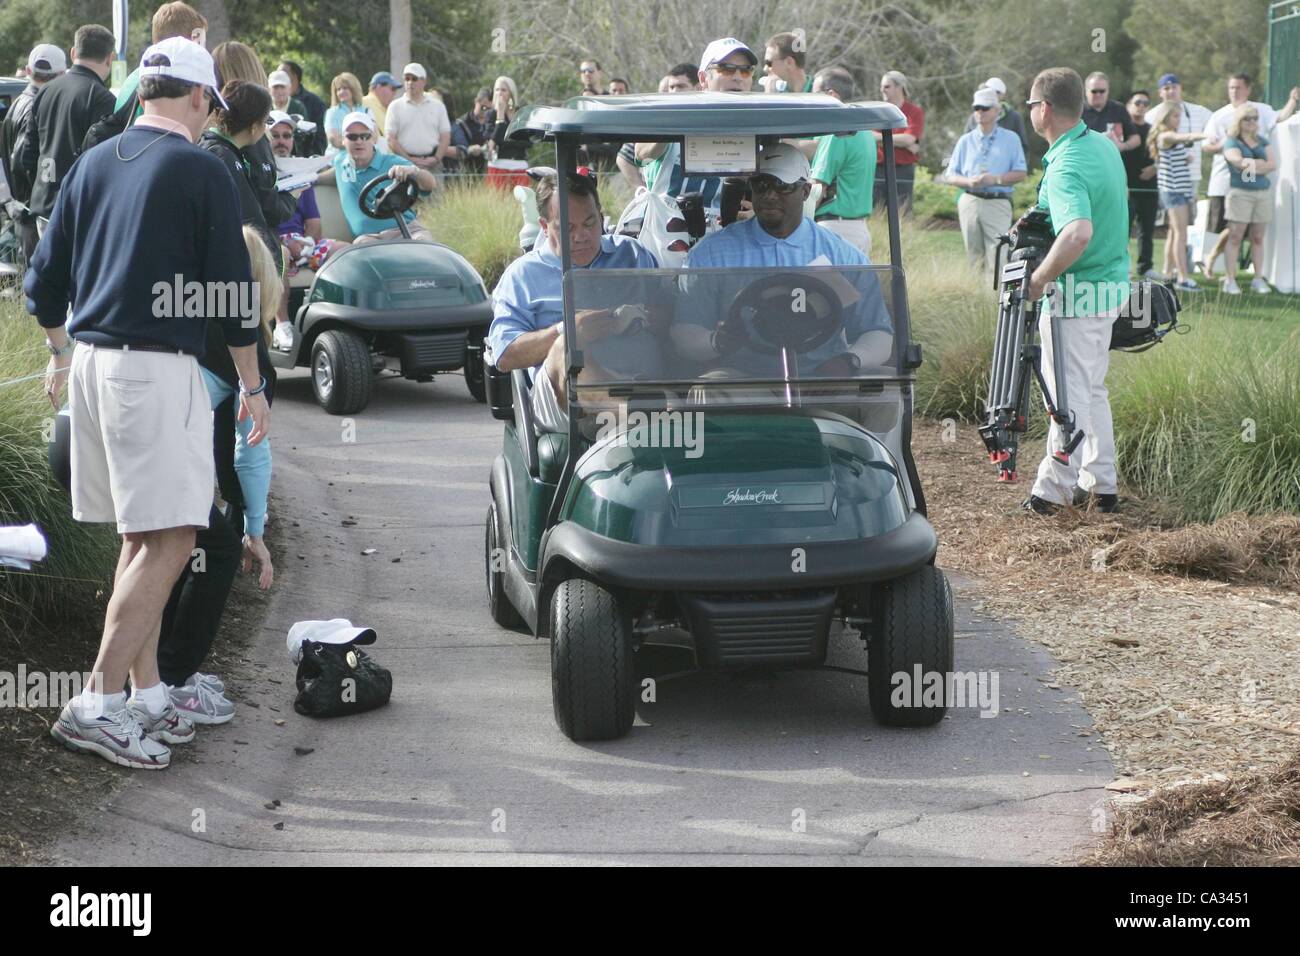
[324,72,368,156]
[1221,105,1277,295]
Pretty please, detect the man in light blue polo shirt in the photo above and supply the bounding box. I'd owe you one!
[489,170,659,431]
[945,86,1027,274]
[317,111,437,242]
[673,143,894,377]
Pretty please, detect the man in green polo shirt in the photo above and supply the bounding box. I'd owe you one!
[1023,67,1130,516]
[764,32,813,93]
[809,66,875,256]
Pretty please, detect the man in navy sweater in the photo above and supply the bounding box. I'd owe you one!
[25,37,270,771]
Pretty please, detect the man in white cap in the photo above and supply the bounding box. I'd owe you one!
[385,62,451,174]
[945,86,1027,274]
[317,110,437,243]
[1,43,67,261]
[673,142,893,375]
[27,36,269,770]
[632,38,757,213]
[267,69,304,116]
[962,76,1027,148]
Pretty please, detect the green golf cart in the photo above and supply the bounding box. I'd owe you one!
[483,93,953,741]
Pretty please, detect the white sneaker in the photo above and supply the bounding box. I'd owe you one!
[191,671,225,693]
[272,323,296,351]
[170,679,236,725]
[1250,277,1271,295]
[51,702,171,770]
[128,699,197,744]
[1222,277,1241,295]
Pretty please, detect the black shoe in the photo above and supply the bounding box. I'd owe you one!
[1072,487,1119,513]
[1022,494,1062,516]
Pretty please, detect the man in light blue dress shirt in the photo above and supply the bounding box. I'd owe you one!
[945,87,1028,274]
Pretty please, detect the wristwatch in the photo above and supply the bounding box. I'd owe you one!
[46,338,74,357]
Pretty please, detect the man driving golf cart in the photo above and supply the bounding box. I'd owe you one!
[315,111,436,243]
[487,168,659,432]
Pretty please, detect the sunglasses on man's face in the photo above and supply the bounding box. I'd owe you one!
[1026,99,1049,109]
[711,63,754,77]
[1132,99,1150,107]
[750,176,802,196]
[580,67,597,74]
[345,132,372,142]
[973,105,993,112]
[1089,89,1107,95]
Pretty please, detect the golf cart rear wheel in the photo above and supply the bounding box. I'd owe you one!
[868,566,955,727]
[550,578,636,741]
[465,350,486,403]
[484,502,522,628]
[311,329,373,415]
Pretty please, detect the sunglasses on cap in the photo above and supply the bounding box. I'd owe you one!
[345,131,372,141]
[750,175,802,195]
[710,63,754,77]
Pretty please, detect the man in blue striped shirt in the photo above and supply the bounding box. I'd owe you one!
[945,87,1027,275]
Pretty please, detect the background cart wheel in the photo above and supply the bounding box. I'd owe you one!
[311,329,373,415]
[464,349,487,403]
[550,578,636,741]
[868,566,955,727]
[484,501,522,627]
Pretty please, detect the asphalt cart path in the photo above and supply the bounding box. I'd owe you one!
[55,371,1112,865]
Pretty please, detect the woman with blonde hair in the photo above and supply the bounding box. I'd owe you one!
[487,75,530,188]
[1145,101,1206,291]
[1220,104,1277,294]
[324,72,366,154]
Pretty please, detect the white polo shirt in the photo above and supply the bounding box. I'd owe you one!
[385,94,451,156]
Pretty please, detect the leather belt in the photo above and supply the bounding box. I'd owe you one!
[966,191,1012,201]
[86,340,191,356]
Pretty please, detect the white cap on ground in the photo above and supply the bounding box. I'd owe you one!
[984,77,1007,96]
[27,43,68,75]
[402,62,427,80]
[756,141,811,184]
[139,38,228,110]
[287,619,377,664]
[972,87,999,109]
[342,110,377,134]
[268,69,292,88]
[698,38,757,75]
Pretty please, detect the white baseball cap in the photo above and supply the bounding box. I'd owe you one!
[267,69,292,88]
[287,619,377,664]
[402,62,427,80]
[698,38,757,75]
[755,142,810,184]
[139,38,228,110]
[341,110,377,134]
[972,87,999,109]
[27,43,68,75]
[983,77,1007,96]
[266,109,295,130]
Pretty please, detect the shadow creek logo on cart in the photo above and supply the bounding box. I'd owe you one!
[49,887,151,936]
[723,487,783,506]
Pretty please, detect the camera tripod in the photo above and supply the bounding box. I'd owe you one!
[978,216,1083,482]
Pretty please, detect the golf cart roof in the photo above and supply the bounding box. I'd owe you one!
[506,92,906,143]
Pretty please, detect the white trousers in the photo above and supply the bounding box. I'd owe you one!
[958,193,1012,274]
[817,217,871,258]
[1030,306,1117,505]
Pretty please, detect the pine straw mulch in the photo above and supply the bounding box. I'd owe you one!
[911,420,1300,862]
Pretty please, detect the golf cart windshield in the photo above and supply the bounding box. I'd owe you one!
[568,264,905,410]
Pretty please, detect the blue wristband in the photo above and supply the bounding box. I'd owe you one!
[241,375,268,397]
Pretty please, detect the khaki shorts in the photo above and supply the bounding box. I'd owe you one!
[69,343,214,534]
[1225,187,1273,225]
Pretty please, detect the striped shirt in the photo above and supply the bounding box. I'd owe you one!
[1156,141,1193,195]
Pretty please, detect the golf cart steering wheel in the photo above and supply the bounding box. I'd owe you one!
[723,272,844,356]
[358,173,419,221]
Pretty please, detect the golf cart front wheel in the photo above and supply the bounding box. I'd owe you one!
[311,329,373,414]
[868,566,955,727]
[550,578,636,741]
[484,501,522,628]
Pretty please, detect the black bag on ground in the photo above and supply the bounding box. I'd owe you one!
[1112,280,1181,353]
[293,640,392,717]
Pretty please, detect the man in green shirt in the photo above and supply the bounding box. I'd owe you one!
[1024,67,1130,516]
[763,32,813,93]
[809,66,875,256]
[115,2,208,114]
